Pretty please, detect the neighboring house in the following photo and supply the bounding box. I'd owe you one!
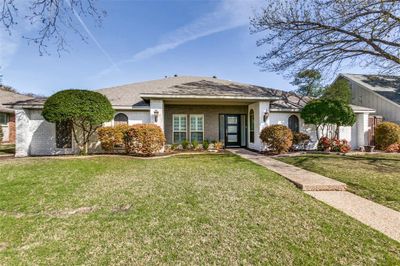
[8,76,374,157]
[340,74,400,124]
[0,88,34,143]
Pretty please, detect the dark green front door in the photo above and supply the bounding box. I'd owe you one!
[225,115,241,147]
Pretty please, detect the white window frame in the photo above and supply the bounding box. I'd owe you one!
[173,114,187,143]
[189,114,204,143]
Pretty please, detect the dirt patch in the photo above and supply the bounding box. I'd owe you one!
[111,204,132,213]
[51,206,96,217]
[0,242,8,251]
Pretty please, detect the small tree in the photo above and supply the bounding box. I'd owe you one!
[42,90,114,155]
[323,78,351,103]
[301,99,356,139]
[291,69,324,97]
[326,101,356,138]
[300,100,330,139]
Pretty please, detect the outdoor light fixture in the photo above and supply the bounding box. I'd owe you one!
[154,110,159,122]
[263,111,269,122]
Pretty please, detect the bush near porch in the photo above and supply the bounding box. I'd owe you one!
[97,124,165,156]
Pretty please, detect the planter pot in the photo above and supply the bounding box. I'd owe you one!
[364,145,375,152]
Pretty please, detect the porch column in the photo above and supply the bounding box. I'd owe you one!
[356,112,369,148]
[248,101,270,151]
[15,109,31,157]
[150,99,164,131]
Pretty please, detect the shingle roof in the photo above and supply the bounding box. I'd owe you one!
[0,88,35,113]
[96,76,284,106]
[341,74,400,105]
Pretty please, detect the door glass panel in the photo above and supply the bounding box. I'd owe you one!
[227,125,237,133]
[227,116,238,124]
[227,134,238,142]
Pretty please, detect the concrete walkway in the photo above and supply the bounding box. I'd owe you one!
[229,149,347,191]
[229,148,400,243]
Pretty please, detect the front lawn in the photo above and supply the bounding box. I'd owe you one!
[0,154,399,264]
[278,153,400,212]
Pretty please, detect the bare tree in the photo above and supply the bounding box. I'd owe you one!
[1,0,105,55]
[251,0,400,75]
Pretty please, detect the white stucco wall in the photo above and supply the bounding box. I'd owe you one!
[248,101,269,151]
[104,111,150,127]
[1,125,9,142]
[269,112,318,142]
[16,109,152,157]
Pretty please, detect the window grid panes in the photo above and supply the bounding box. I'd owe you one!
[190,115,204,142]
[0,113,8,125]
[173,115,187,143]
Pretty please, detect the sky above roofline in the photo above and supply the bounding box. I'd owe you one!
[1,0,374,96]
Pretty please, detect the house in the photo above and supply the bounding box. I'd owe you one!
[0,87,34,144]
[340,74,400,124]
[339,74,400,145]
[7,76,374,157]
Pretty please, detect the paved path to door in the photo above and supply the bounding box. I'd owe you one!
[229,148,400,243]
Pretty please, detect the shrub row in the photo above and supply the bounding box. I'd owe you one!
[317,137,351,153]
[97,124,165,156]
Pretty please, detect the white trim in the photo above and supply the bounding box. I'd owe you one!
[189,114,204,142]
[141,94,280,101]
[172,114,187,143]
[249,108,255,144]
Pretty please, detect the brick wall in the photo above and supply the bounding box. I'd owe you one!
[8,114,16,143]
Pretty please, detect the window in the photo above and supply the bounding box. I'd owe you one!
[190,115,204,142]
[0,113,8,125]
[288,115,299,133]
[114,113,128,126]
[249,109,254,143]
[173,114,187,143]
[56,121,72,148]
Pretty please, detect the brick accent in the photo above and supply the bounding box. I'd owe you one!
[8,114,16,143]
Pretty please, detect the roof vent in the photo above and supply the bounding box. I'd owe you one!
[174,74,178,77]
[164,76,168,78]
[212,75,217,79]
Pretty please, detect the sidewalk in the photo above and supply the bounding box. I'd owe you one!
[229,148,400,242]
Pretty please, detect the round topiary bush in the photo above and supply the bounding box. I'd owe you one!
[375,122,400,150]
[260,125,293,154]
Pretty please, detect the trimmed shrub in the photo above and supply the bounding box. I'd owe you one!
[202,139,209,150]
[214,141,224,151]
[260,125,293,154]
[192,140,199,150]
[181,140,190,150]
[385,143,400,153]
[318,137,331,151]
[375,122,400,150]
[292,132,310,144]
[124,124,165,156]
[97,125,129,151]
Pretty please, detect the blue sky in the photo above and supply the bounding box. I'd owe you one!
[1,0,368,96]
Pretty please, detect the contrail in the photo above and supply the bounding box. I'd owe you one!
[65,0,120,71]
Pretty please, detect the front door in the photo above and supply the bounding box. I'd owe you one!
[225,115,240,147]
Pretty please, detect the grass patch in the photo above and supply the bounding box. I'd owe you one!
[278,153,400,212]
[0,154,399,264]
[0,144,15,155]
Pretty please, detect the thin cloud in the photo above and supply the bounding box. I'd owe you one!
[67,1,120,72]
[94,0,263,79]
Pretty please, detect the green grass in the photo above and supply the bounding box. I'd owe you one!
[278,153,400,212]
[0,154,399,264]
[0,144,15,155]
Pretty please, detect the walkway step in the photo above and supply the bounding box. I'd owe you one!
[229,149,346,191]
[306,191,400,242]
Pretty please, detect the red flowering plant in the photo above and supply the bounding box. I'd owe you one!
[318,137,351,153]
[317,137,331,151]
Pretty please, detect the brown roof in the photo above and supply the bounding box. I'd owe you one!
[96,76,284,107]
[0,88,35,113]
